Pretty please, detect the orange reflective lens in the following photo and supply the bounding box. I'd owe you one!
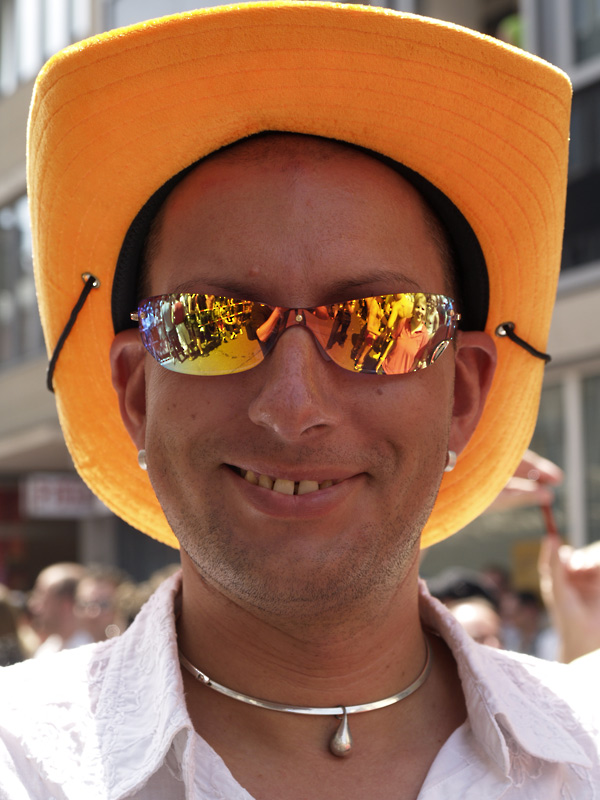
[132,293,460,376]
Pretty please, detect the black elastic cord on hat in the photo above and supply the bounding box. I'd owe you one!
[46,273,100,393]
[495,322,551,363]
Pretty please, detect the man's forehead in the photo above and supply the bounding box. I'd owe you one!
[161,133,429,215]
[187,132,384,168]
[114,133,485,333]
[145,134,452,302]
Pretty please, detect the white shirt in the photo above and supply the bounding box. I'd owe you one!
[0,572,598,799]
[34,629,94,658]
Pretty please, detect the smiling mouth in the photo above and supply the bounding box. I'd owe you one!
[230,466,337,496]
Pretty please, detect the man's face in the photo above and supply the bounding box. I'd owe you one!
[118,137,473,624]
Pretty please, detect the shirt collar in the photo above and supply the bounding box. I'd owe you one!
[418,580,593,777]
[92,573,594,797]
[95,570,194,799]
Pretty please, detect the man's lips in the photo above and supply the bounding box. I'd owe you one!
[227,465,344,496]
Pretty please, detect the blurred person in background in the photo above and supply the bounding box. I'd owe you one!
[3,589,39,659]
[480,564,522,646]
[75,566,130,642]
[427,567,503,649]
[481,449,600,663]
[503,590,558,660]
[446,598,503,649]
[29,562,92,656]
[540,537,600,664]
[115,564,182,630]
[426,566,500,609]
[0,586,25,667]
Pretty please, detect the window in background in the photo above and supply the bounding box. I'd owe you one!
[531,0,559,65]
[530,383,566,486]
[0,196,42,367]
[562,82,600,270]
[17,0,42,82]
[0,0,17,95]
[0,0,92,96]
[43,0,69,56]
[110,0,210,28]
[573,0,600,63]
[583,374,600,540]
[72,0,92,41]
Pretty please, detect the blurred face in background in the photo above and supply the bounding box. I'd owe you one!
[448,598,503,649]
[75,578,124,641]
[29,578,70,637]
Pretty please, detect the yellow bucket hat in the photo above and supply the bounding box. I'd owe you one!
[28,1,572,549]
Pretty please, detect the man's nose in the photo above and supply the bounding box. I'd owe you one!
[247,326,340,441]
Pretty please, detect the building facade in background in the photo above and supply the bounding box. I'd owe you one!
[0,0,598,589]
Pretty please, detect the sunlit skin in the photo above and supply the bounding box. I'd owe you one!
[111,136,496,800]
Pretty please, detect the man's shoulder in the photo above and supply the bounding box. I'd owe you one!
[466,634,594,712]
[484,642,590,698]
[471,641,600,760]
[0,637,109,697]
[0,572,185,799]
[0,570,182,714]
[421,584,600,782]
[0,641,115,800]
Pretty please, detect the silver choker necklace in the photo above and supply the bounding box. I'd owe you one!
[179,637,432,757]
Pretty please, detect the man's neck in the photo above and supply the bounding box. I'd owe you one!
[177,551,427,707]
[176,556,467,800]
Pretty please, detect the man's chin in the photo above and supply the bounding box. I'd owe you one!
[177,518,422,630]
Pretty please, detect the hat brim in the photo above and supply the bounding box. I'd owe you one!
[28,1,571,549]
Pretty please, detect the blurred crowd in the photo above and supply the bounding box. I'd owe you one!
[2,533,599,668]
[428,564,559,658]
[427,534,600,665]
[0,562,179,666]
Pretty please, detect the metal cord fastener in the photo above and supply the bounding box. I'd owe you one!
[46,273,100,393]
[495,322,551,363]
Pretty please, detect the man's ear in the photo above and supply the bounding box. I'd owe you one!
[449,331,497,456]
[110,329,147,449]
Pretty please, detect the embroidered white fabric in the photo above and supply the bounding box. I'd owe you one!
[0,572,598,800]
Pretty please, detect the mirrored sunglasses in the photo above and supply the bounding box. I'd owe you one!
[131,293,460,377]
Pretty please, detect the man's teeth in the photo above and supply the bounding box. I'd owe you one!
[298,480,321,495]
[240,470,334,495]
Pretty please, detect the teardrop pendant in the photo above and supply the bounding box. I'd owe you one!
[329,707,352,757]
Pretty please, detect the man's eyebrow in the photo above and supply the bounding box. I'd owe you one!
[170,270,421,300]
[169,278,257,298]
[324,270,421,296]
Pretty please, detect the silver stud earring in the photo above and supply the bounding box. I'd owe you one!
[444,450,457,473]
[137,449,148,471]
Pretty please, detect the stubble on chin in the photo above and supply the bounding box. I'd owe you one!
[167,483,437,632]
[149,420,449,629]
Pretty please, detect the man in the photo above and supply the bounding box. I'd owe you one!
[28,562,92,656]
[1,3,597,798]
